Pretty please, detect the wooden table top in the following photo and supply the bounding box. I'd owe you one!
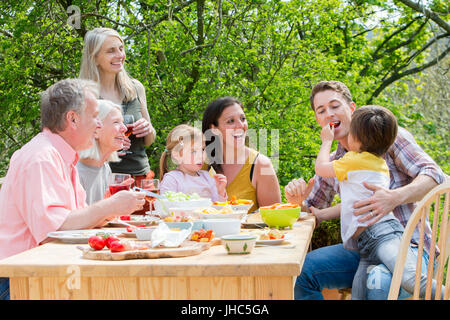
[0,216,315,279]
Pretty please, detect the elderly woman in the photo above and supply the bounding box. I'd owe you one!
[77,99,127,204]
[202,97,281,212]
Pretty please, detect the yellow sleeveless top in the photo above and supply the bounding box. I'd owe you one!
[226,148,259,212]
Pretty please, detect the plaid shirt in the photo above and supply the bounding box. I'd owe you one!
[305,127,446,256]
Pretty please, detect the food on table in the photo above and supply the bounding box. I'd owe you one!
[261,203,300,209]
[121,240,150,251]
[199,206,233,215]
[260,228,285,240]
[126,224,148,233]
[208,166,217,178]
[109,241,126,253]
[213,195,253,206]
[163,215,194,222]
[191,229,214,242]
[100,234,120,249]
[163,191,203,201]
[88,235,106,250]
[120,215,131,221]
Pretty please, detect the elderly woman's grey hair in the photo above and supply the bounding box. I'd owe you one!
[78,99,122,163]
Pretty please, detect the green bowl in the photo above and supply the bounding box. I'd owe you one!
[260,207,300,229]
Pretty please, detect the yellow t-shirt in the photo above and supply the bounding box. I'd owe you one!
[332,151,390,182]
[225,148,259,212]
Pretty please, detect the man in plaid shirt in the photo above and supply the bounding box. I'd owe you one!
[285,81,446,300]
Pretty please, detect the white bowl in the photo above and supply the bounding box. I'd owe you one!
[212,204,253,213]
[202,219,241,238]
[135,226,157,241]
[154,199,212,216]
[221,234,257,254]
[199,210,247,220]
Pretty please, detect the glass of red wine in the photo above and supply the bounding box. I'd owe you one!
[108,173,132,195]
[119,114,135,155]
[140,179,160,216]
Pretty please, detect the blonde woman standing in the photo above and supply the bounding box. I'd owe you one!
[79,28,156,212]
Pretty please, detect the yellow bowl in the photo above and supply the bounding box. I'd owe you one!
[259,207,300,229]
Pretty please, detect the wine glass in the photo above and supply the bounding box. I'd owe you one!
[108,173,132,195]
[119,114,135,155]
[140,179,160,216]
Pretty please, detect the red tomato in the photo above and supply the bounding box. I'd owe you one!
[88,235,106,250]
[105,235,120,249]
[329,122,337,128]
[110,241,125,253]
[120,216,131,221]
[126,226,134,233]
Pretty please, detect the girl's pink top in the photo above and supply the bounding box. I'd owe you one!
[160,170,227,202]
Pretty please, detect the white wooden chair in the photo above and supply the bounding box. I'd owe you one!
[388,181,450,300]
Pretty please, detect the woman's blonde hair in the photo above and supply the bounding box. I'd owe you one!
[79,99,122,162]
[160,124,204,179]
[79,27,137,102]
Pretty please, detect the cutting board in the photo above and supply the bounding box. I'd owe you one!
[77,239,220,261]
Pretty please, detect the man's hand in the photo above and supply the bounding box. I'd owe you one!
[285,177,315,205]
[353,182,400,226]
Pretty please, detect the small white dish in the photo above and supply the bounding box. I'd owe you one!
[221,234,257,254]
[135,226,157,241]
[202,219,241,238]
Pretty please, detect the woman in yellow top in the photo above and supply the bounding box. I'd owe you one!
[202,97,281,212]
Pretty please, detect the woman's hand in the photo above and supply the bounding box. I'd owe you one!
[214,174,228,197]
[132,118,154,138]
[117,136,131,156]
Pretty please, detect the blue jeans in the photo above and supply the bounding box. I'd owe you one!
[353,219,443,300]
[294,242,433,300]
[0,278,9,300]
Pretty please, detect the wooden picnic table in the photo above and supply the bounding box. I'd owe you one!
[0,216,315,300]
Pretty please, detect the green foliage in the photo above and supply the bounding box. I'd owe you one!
[1,0,448,247]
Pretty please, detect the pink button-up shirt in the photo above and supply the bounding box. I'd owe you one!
[0,129,86,259]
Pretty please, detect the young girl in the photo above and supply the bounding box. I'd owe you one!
[159,124,228,202]
[315,105,444,300]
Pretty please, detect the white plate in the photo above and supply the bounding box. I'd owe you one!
[47,229,123,244]
[107,216,160,227]
[255,234,292,246]
[211,203,253,213]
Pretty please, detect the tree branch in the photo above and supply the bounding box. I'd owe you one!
[180,0,222,56]
[396,0,450,34]
[367,45,450,103]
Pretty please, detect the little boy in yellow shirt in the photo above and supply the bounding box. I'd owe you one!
[315,105,444,300]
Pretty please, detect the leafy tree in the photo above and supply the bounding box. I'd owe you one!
[1,0,448,247]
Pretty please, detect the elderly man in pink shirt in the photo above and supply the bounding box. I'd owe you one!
[0,79,146,299]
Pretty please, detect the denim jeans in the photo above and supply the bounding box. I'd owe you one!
[294,242,433,300]
[0,278,9,300]
[352,219,444,300]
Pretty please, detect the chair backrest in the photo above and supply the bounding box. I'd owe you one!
[388,180,450,300]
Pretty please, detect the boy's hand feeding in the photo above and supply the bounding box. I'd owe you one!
[320,122,335,143]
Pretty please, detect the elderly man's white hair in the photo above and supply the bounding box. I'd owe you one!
[40,78,99,133]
